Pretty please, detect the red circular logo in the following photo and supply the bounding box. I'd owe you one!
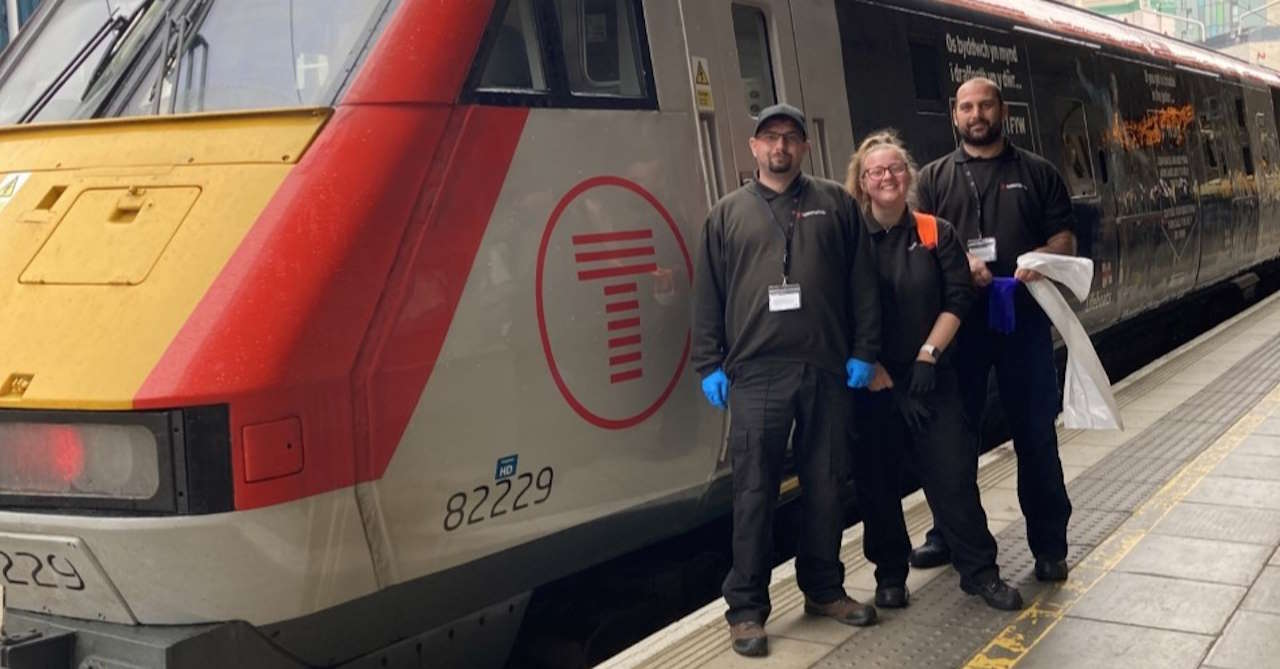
[535,177,693,429]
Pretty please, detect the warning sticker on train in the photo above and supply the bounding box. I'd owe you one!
[692,56,714,113]
[0,172,31,213]
[536,177,693,430]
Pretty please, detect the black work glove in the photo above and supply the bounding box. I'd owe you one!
[908,360,936,396]
[893,387,934,433]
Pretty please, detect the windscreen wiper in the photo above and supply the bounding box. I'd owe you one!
[148,0,214,114]
[83,0,160,94]
[18,13,130,123]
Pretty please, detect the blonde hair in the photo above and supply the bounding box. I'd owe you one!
[845,129,919,211]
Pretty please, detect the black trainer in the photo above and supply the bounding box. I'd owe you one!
[908,540,950,569]
[961,577,1024,611]
[1035,558,1069,582]
[874,584,909,609]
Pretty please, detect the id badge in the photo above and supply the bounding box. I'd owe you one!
[967,237,997,262]
[768,283,801,312]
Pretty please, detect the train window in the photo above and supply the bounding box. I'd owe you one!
[909,42,942,101]
[478,0,549,92]
[1058,99,1095,198]
[731,5,777,117]
[0,0,147,124]
[467,0,656,108]
[1203,132,1220,170]
[113,0,388,117]
[1236,97,1247,128]
[555,0,645,97]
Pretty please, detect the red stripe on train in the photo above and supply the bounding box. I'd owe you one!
[136,1,523,510]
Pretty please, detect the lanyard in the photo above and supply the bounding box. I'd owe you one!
[961,163,989,236]
[751,180,803,283]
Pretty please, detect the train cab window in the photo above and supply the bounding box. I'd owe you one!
[478,0,549,92]
[113,0,388,117]
[554,0,645,97]
[731,5,777,117]
[467,0,655,108]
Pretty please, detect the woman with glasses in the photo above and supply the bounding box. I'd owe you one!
[845,130,1023,611]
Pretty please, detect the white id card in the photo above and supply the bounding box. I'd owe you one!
[768,284,801,312]
[967,237,997,262]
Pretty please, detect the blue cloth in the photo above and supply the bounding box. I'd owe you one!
[846,358,875,389]
[988,277,1018,334]
[701,368,729,409]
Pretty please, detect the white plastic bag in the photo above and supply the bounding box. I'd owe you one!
[1016,252,1123,430]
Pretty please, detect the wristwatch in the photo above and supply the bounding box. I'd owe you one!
[919,344,939,362]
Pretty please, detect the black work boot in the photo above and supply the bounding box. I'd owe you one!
[874,584,910,609]
[1035,558,1069,582]
[804,595,877,626]
[908,539,951,569]
[961,577,1024,611]
[728,621,768,657]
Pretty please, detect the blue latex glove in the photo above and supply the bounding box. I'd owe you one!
[701,369,729,409]
[846,358,875,389]
[988,277,1018,334]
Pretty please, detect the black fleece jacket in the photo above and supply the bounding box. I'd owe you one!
[692,174,881,378]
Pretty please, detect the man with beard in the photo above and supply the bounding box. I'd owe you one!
[692,103,881,657]
[910,78,1076,583]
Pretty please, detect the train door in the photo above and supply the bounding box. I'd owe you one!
[1190,77,1246,285]
[1243,84,1280,266]
[679,0,807,200]
[1102,55,1200,315]
[1023,34,1117,331]
[1223,85,1262,272]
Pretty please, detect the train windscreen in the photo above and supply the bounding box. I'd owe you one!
[0,0,389,125]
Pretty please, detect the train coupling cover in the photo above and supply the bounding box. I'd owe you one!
[1,620,75,669]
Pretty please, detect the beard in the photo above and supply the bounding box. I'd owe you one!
[959,119,1003,146]
[767,153,793,173]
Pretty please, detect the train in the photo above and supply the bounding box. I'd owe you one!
[0,0,1277,667]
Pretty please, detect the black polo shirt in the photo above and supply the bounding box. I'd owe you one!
[916,142,1074,277]
[865,210,973,368]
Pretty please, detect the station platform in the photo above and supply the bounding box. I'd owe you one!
[602,290,1280,669]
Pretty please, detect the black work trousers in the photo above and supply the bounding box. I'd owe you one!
[722,361,849,625]
[852,366,1000,588]
[925,295,1072,561]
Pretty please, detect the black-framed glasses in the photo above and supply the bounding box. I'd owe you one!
[863,163,909,180]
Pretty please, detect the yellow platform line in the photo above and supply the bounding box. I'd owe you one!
[963,382,1280,669]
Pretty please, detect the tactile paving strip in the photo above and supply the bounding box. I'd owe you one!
[815,330,1280,669]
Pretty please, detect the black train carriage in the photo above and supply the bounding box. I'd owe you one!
[835,0,1280,339]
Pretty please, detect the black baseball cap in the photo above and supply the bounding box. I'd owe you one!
[753,103,807,138]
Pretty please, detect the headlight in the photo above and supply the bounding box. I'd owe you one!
[0,422,160,499]
[0,407,231,515]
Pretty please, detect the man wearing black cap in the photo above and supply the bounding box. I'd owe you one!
[692,103,882,657]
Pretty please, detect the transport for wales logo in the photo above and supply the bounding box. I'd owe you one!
[536,176,693,429]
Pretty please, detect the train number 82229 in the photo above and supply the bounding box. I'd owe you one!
[443,466,554,531]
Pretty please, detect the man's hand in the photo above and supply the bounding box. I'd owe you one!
[701,369,729,409]
[846,358,875,389]
[1014,267,1044,282]
[967,252,993,287]
[869,363,894,392]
